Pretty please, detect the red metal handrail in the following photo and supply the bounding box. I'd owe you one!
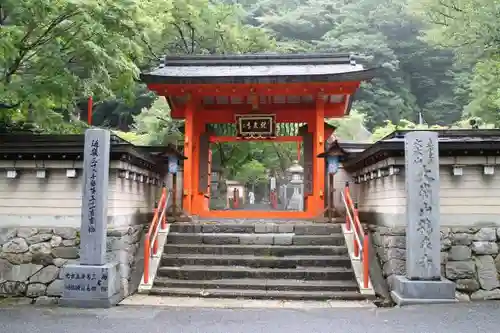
[342,182,369,289]
[144,187,168,284]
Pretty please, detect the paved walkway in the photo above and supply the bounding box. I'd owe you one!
[0,300,499,333]
[238,203,282,210]
[121,295,374,309]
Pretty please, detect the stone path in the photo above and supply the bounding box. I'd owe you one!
[227,203,285,211]
[121,295,373,308]
[1,301,500,333]
[241,203,278,210]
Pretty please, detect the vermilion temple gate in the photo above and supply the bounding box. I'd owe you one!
[141,54,374,219]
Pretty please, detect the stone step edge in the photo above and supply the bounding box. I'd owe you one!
[153,277,359,288]
[161,254,351,261]
[167,233,345,246]
[170,224,342,235]
[164,244,348,249]
[168,232,343,237]
[157,266,354,273]
[149,287,368,300]
[171,223,343,226]
[186,220,343,225]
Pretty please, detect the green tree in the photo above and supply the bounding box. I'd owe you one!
[0,0,159,128]
[464,58,500,125]
[119,96,183,145]
[235,159,268,191]
[328,110,372,142]
[88,86,157,131]
[145,0,275,57]
[413,0,500,125]
[370,117,495,142]
[243,0,467,128]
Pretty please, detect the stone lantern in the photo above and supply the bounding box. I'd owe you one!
[210,161,222,192]
[287,160,304,183]
[285,160,304,211]
[317,139,347,220]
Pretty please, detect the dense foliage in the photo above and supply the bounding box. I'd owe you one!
[1,0,498,185]
[0,0,273,132]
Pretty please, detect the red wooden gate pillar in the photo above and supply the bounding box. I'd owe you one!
[183,94,205,214]
[311,95,326,215]
[182,96,194,213]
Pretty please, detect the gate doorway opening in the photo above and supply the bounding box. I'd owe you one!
[208,140,305,212]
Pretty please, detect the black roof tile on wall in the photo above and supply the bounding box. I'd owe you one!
[342,129,500,172]
[0,134,186,170]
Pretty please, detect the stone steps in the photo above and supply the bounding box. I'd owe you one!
[153,277,359,292]
[151,222,364,301]
[161,254,352,268]
[157,265,355,280]
[149,287,366,301]
[170,223,342,235]
[167,232,345,246]
[164,244,348,256]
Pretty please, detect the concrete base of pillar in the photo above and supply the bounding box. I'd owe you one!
[390,275,457,306]
[60,262,121,308]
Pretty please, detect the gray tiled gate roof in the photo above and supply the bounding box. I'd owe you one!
[140,53,377,85]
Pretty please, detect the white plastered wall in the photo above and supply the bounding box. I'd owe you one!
[0,160,159,227]
[354,155,500,227]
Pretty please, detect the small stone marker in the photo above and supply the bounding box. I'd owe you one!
[61,264,120,306]
[391,131,456,305]
[61,129,121,308]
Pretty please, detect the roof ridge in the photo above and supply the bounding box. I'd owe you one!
[161,53,354,67]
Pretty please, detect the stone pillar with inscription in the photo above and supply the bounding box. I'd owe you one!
[60,129,121,308]
[391,131,456,305]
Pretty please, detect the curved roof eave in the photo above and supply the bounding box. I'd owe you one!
[140,68,377,86]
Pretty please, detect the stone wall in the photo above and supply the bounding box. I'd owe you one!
[371,225,500,301]
[0,225,144,304]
